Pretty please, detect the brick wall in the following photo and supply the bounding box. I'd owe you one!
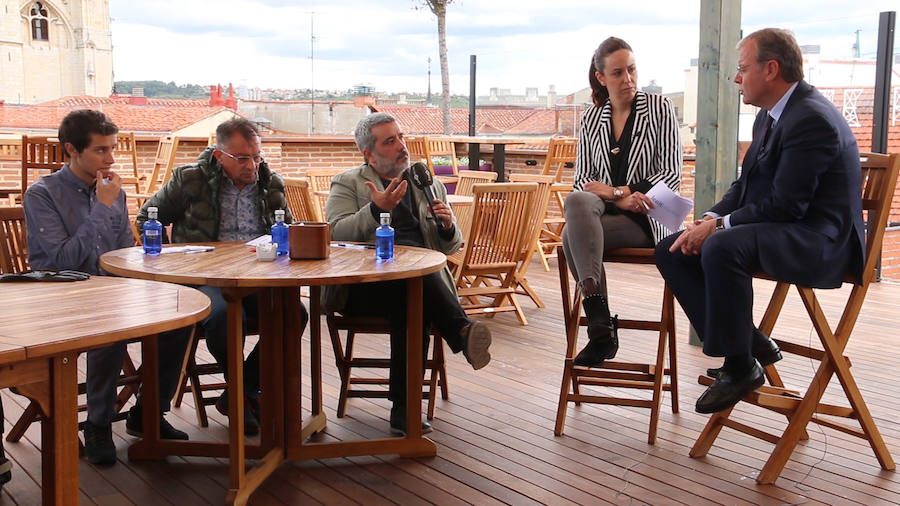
[5,133,900,280]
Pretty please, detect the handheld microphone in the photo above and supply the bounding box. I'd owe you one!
[409,162,440,223]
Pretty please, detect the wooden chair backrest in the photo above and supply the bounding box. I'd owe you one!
[541,137,577,182]
[115,132,143,193]
[508,173,555,266]
[284,178,322,222]
[455,182,536,279]
[405,136,428,165]
[425,137,460,177]
[857,152,900,286]
[454,170,498,197]
[0,206,28,274]
[0,139,21,160]
[144,136,180,194]
[306,168,344,220]
[21,135,64,191]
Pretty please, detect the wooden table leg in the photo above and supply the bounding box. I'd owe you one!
[258,288,285,451]
[402,276,437,457]
[291,286,325,447]
[223,289,246,505]
[142,334,161,449]
[45,353,78,505]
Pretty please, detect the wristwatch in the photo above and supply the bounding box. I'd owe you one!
[715,217,725,230]
[612,187,625,200]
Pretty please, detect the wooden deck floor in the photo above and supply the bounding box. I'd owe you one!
[3,258,900,505]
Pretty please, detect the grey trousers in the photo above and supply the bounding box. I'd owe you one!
[561,191,653,296]
[86,327,192,426]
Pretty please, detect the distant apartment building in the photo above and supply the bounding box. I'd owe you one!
[0,0,113,104]
[238,100,370,135]
[478,85,558,108]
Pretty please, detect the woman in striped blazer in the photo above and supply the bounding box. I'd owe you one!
[563,36,682,368]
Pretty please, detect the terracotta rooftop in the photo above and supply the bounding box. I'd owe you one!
[0,98,236,133]
[374,105,559,135]
[44,95,211,108]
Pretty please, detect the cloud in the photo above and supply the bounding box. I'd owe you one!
[110,0,898,96]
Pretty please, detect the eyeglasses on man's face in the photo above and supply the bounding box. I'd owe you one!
[219,149,264,165]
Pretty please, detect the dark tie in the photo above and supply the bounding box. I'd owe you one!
[761,114,774,148]
[757,114,774,158]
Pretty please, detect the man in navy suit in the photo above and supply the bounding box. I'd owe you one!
[655,28,864,414]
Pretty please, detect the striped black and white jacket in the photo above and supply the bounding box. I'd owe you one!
[574,91,682,244]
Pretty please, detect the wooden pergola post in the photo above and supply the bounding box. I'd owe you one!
[690,0,741,345]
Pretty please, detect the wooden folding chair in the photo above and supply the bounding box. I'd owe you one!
[452,182,537,325]
[536,137,577,271]
[451,170,498,243]
[555,246,679,444]
[0,206,142,443]
[325,316,449,420]
[0,139,21,204]
[143,135,179,194]
[115,132,151,244]
[690,152,900,483]
[306,169,343,221]
[407,135,460,185]
[0,139,20,159]
[507,173,555,308]
[21,135,64,192]
[115,132,144,195]
[0,207,28,273]
[284,178,323,222]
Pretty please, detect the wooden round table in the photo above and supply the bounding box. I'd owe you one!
[100,242,446,506]
[0,276,210,505]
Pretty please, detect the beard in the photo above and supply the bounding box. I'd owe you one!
[371,150,410,179]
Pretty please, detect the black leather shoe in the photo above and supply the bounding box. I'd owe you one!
[125,405,189,440]
[83,420,116,466]
[216,391,260,436]
[573,317,619,368]
[706,330,782,377]
[695,360,765,414]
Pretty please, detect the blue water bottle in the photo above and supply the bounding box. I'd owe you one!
[375,212,394,261]
[271,209,289,256]
[142,206,162,255]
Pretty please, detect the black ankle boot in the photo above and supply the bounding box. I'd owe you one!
[575,287,619,368]
[574,316,619,367]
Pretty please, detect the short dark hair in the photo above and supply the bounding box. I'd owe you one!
[741,28,804,82]
[589,37,633,107]
[354,112,397,153]
[57,109,118,158]
[215,117,260,148]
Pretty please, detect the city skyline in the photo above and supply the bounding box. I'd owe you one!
[110,1,898,98]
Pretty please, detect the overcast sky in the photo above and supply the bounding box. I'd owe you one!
[110,1,898,97]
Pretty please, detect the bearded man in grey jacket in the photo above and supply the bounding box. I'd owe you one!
[324,112,492,435]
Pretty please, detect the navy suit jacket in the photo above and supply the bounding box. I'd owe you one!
[709,80,865,288]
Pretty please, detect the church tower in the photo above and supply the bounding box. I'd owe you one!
[0,0,113,104]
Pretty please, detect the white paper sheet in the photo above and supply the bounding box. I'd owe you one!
[245,235,272,247]
[160,245,216,254]
[645,181,693,233]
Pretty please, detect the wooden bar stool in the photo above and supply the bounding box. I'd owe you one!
[555,246,678,444]
[326,314,448,420]
[689,152,900,483]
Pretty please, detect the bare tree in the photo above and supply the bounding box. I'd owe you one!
[421,0,453,134]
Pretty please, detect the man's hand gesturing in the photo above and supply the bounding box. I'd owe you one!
[366,177,408,211]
